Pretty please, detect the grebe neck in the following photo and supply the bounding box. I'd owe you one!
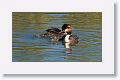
[65,34,70,43]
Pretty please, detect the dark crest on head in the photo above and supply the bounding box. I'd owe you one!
[62,24,71,31]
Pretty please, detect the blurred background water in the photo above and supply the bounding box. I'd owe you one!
[12,12,102,62]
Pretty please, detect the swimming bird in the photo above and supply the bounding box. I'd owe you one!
[40,24,72,42]
[33,24,78,44]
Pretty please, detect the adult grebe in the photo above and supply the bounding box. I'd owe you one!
[40,24,72,42]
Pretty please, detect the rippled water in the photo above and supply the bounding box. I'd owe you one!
[12,12,102,62]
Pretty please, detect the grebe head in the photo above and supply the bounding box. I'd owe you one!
[62,24,72,34]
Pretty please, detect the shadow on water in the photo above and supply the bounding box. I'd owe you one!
[12,12,102,62]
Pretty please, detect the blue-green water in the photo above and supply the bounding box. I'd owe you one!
[12,12,102,62]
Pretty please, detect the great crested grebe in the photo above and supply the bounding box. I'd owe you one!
[34,24,78,44]
[40,24,72,42]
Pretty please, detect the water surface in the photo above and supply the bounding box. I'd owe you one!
[12,12,102,62]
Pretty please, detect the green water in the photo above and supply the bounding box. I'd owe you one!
[12,12,102,62]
